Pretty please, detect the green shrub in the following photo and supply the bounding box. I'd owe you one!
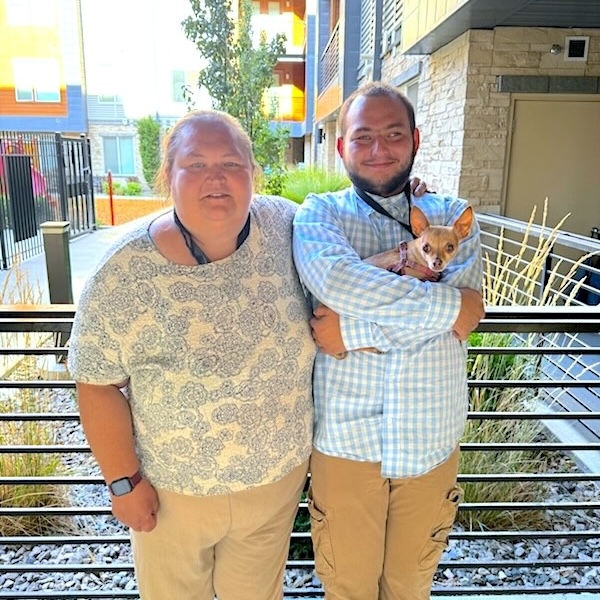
[136,116,162,191]
[123,181,142,196]
[280,167,350,204]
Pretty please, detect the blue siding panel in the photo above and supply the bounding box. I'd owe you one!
[0,86,88,133]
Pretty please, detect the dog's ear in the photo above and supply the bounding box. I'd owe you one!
[410,206,431,236]
[453,206,474,239]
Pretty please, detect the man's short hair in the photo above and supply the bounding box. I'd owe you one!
[338,81,416,137]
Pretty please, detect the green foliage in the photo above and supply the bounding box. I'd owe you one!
[290,492,313,559]
[101,179,142,196]
[182,0,289,175]
[280,167,351,204]
[135,116,162,190]
[461,331,549,531]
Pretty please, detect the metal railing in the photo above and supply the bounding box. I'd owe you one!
[477,213,600,307]
[0,132,96,269]
[0,305,598,598]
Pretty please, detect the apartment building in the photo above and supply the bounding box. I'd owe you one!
[309,0,600,237]
[0,0,86,133]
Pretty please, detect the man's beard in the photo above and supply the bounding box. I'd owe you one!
[347,153,416,198]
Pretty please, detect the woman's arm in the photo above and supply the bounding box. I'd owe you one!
[77,382,159,532]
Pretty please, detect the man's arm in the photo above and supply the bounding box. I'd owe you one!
[77,382,159,532]
[293,192,484,354]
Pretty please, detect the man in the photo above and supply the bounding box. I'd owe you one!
[292,81,484,600]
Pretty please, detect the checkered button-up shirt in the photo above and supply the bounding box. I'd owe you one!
[292,187,483,478]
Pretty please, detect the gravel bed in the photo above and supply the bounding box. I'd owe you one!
[2,388,599,596]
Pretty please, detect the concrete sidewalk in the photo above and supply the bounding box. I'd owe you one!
[0,212,164,305]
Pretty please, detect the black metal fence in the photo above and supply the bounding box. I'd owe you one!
[0,306,598,598]
[0,132,96,270]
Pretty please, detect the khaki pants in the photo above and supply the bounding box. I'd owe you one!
[308,448,462,600]
[131,460,308,600]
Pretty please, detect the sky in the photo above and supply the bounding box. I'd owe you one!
[80,0,206,118]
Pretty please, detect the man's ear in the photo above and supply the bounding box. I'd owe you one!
[336,137,344,158]
[412,128,421,155]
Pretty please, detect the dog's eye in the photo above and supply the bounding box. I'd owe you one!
[422,243,431,253]
[446,243,455,252]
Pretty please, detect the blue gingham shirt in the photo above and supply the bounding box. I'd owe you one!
[292,187,483,478]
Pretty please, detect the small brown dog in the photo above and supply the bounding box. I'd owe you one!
[333,204,474,359]
[365,204,474,280]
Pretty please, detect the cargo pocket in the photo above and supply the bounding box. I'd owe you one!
[307,487,335,584]
[418,485,463,570]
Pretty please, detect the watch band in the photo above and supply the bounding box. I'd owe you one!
[108,470,143,496]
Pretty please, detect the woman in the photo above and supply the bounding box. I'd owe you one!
[67,110,315,600]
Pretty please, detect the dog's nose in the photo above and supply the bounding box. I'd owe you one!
[433,258,443,268]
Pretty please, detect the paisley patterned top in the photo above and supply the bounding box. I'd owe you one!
[68,195,315,496]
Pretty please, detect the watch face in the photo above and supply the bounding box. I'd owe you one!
[110,477,133,496]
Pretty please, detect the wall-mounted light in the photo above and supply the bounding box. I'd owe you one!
[318,128,325,144]
[550,44,562,55]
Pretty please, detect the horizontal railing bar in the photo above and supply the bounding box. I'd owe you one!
[4,530,600,546]
[0,476,103,484]
[4,411,600,423]
[4,441,600,454]
[468,411,600,419]
[0,380,76,388]
[467,379,599,388]
[6,557,600,574]
[431,585,600,596]
[468,346,599,355]
[461,442,600,450]
[3,501,598,518]
[4,471,600,486]
[477,321,599,333]
[2,379,599,390]
[0,347,68,355]
[0,445,91,453]
[458,472,600,482]
[0,593,140,599]
[0,305,76,318]
[0,412,80,421]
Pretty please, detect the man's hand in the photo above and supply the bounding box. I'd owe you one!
[311,304,347,357]
[453,288,485,341]
[111,478,159,532]
[410,177,428,197]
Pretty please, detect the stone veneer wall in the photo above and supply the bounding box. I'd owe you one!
[382,26,600,214]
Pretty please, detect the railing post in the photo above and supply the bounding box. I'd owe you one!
[41,221,73,366]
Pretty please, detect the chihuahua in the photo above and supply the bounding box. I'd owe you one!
[364,204,474,280]
[332,204,474,359]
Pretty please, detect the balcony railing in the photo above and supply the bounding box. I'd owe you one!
[0,305,599,598]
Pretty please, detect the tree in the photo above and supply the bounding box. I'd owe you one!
[182,0,290,193]
[135,116,162,191]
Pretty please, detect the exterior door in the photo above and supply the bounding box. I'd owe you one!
[504,97,600,238]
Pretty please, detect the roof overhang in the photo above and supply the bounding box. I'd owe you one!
[404,0,600,55]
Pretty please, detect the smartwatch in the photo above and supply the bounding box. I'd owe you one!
[108,470,142,496]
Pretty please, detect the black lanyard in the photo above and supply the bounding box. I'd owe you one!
[353,183,416,239]
[173,211,251,264]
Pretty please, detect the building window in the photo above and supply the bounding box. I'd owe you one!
[251,0,283,14]
[13,58,61,102]
[98,94,122,104]
[103,137,135,176]
[173,70,186,103]
[6,0,56,26]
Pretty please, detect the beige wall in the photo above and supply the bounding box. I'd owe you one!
[380,26,600,215]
